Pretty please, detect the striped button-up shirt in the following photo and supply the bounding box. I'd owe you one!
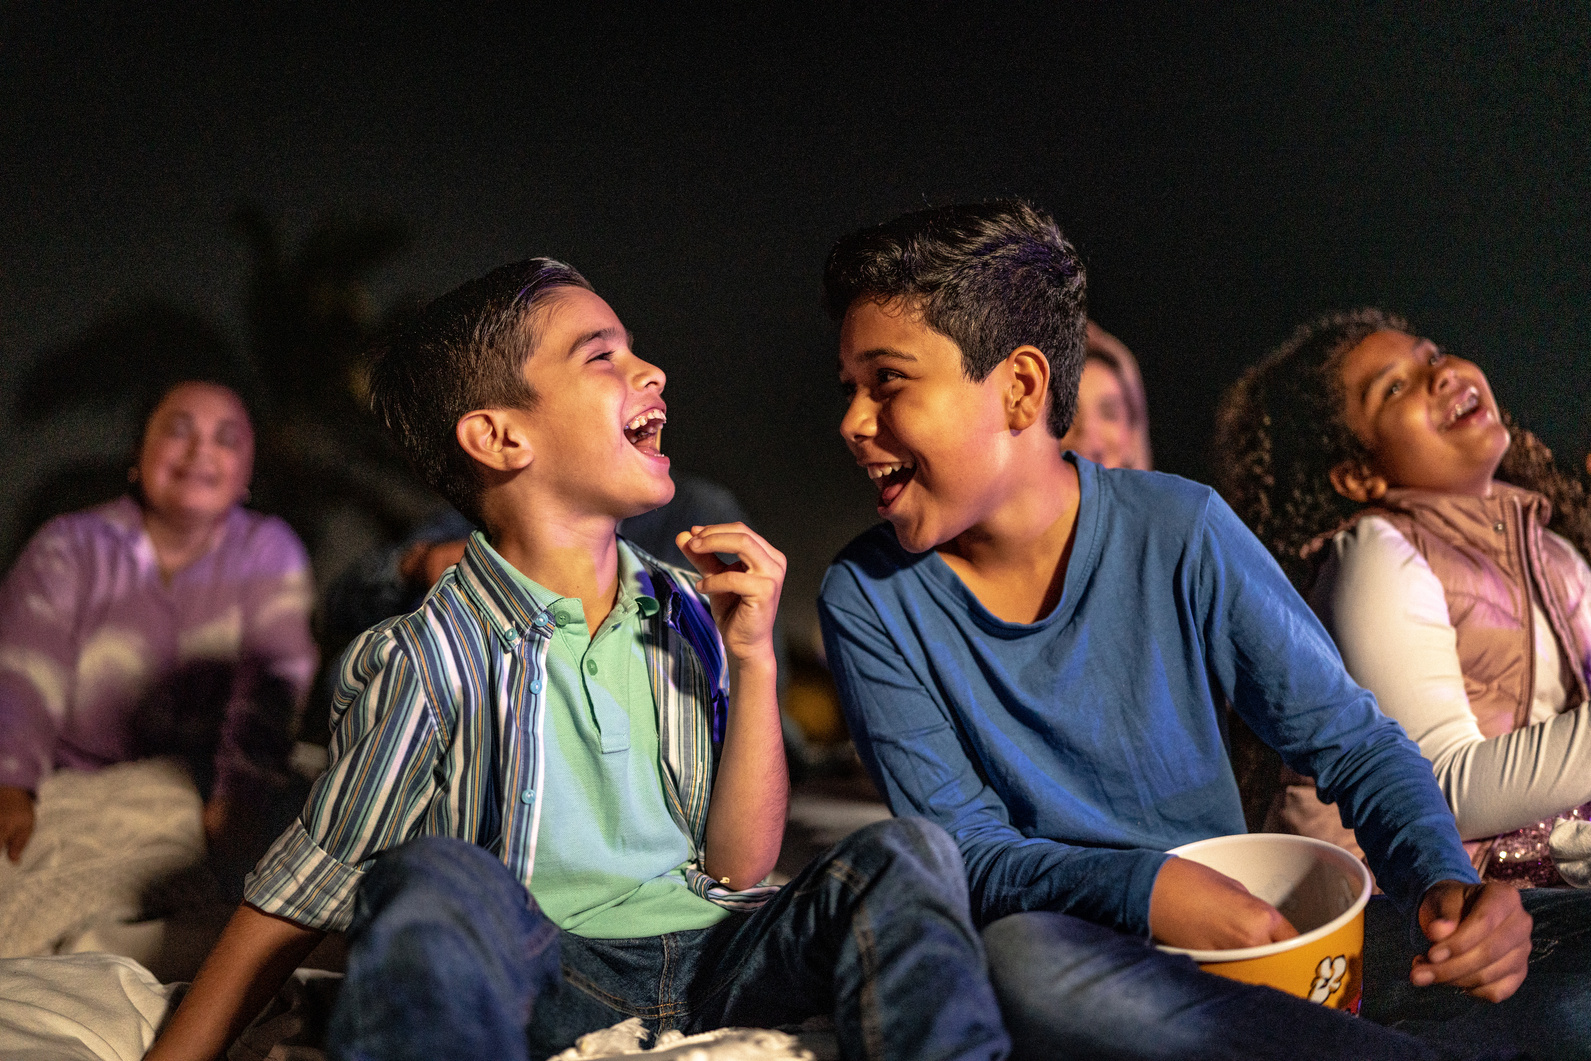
[245,533,775,931]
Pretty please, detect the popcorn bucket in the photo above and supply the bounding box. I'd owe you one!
[1156,834,1372,1012]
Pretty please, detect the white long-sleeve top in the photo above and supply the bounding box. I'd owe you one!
[1309,516,1591,840]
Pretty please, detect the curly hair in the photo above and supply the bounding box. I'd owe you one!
[1215,308,1591,587]
[1495,417,1591,563]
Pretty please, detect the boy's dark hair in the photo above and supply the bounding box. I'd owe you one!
[368,258,593,526]
[1216,307,1591,587]
[822,200,1088,437]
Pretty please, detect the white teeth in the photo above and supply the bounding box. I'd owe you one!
[626,409,666,432]
[866,461,915,481]
[1449,390,1479,423]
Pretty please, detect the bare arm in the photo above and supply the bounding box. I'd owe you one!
[144,903,324,1061]
[677,525,789,890]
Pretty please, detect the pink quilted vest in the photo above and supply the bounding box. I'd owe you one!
[1274,483,1591,885]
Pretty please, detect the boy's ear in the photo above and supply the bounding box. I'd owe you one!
[1328,459,1388,503]
[456,408,535,472]
[1004,345,1051,432]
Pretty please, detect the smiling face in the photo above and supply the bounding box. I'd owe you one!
[1337,329,1510,497]
[512,286,675,519]
[838,298,1023,553]
[137,382,255,526]
[1058,358,1133,468]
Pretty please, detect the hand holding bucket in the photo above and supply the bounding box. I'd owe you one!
[1155,834,1373,1012]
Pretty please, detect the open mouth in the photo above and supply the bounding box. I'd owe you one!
[624,408,666,455]
[867,460,916,508]
[1443,388,1482,428]
[171,466,222,486]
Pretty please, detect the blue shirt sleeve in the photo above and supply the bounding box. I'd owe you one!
[819,576,1170,935]
[1192,494,1479,919]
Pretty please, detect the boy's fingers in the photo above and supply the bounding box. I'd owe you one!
[1464,961,1528,1003]
[1421,942,1529,1001]
[1417,880,1470,945]
[686,526,784,572]
[1268,911,1301,943]
[687,523,787,573]
[1420,927,1527,990]
[680,528,786,577]
[1447,945,1530,995]
[695,570,779,604]
[1414,884,1531,993]
[1422,883,1528,962]
[1148,857,1294,950]
[675,531,731,577]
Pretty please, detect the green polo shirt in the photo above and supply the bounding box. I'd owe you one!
[489,537,727,938]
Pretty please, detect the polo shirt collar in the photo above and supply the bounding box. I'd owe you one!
[456,532,661,650]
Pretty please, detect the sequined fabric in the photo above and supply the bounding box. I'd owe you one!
[1476,803,1591,887]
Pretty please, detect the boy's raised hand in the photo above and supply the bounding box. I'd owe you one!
[1412,880,1532,1001]
[1149,856,1300,950]
[675,523,786,663]
[679,524,789,889]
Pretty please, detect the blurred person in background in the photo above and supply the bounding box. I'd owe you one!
[1056,321,1152,471]
[0,380,316,864]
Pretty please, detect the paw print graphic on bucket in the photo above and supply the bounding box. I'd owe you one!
[1156,834,1373,1012]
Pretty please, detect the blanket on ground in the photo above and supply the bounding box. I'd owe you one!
[0,954,838,1061]
[0,759,208,968]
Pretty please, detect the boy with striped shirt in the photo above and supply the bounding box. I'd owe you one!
[148,259,1007,1061]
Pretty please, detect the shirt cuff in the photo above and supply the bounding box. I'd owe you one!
[244,818,368,931]
[1125,850,1173,937]
[0,749,44,792]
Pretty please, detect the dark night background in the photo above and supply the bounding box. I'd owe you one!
[3,2,1588,644]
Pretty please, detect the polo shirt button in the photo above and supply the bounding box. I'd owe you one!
[530,679,543,693]
[504,629,518,643]
[554,612,569,627]
[1493,521,1505,533]
[586,659,599,675]
[520,788,536,803]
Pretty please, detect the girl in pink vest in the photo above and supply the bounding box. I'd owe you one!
[1217,308,1591,888]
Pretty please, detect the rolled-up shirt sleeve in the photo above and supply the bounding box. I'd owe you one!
[1312,516,1591,839]
[245,629,441,930]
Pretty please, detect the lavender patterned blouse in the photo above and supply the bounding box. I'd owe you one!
[0,496,316,795]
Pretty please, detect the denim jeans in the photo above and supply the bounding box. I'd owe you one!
[1361,889,1591,1060]
[326,817,1009,1061]
[982,911,1526,1061]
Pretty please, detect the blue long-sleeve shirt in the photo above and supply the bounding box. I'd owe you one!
[818,457,1477,936]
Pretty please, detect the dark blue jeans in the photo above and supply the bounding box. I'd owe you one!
[1361,888,1591,1060]
[982,911,1527,1061]
[326,818,1009,1061]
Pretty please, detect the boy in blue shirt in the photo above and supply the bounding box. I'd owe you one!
[149,258,1008,1061]
[816,202,1571,1060]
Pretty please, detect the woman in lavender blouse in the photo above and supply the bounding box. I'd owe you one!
[0,381,316,861]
